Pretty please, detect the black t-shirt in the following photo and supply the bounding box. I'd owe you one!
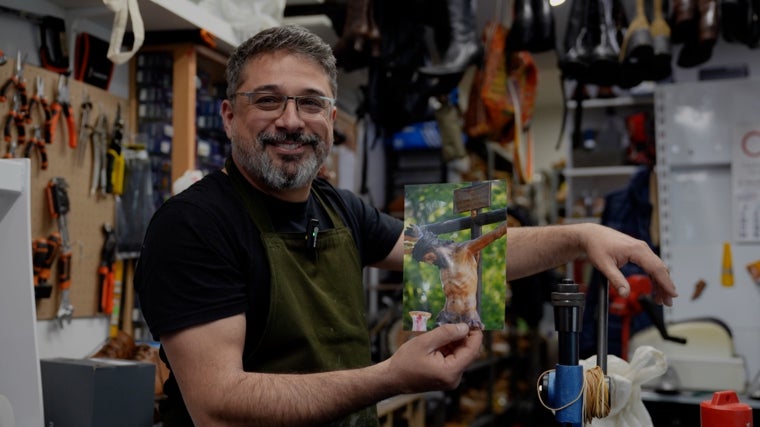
[134,170,402,343]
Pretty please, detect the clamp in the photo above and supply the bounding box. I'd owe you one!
[0,51,28,119]
[27,76,53,144]
[50,74,77,148]
[3,94,26,158]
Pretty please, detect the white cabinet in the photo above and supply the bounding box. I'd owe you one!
[563,93,655,223]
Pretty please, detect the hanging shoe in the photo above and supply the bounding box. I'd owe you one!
[588,0,621,86]
[419,0,482,76]
[670,0,698,44]
[507,0,537,52]
[677,0,718,67]
[333,0,373,71]
[650,0,673,81]
[530,0,557,52]
[507,0,556,52]
[720,0,749,43]
[558,0,594,80]
[619,0,654,88]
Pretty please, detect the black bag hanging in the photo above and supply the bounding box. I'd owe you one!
[75,32,115,90]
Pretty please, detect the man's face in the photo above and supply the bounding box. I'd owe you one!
[221,51,336,193]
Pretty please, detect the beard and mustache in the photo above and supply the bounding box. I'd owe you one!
[232,131,328,191]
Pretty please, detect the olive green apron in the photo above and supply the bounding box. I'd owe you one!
[227,159,378,427]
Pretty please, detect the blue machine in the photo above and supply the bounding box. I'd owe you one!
[540,278,610,426]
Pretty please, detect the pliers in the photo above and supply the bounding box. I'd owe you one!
[24,125,48,170]
[27,76,53,144]
[0,51,28,119]
[50,75,77,149]
[3,95,25,158]
[77,92,93,165]
[90,113,109,196]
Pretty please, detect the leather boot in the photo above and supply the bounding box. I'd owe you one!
[507,0,556,52]
[419,0,482,76]
[333,0,373,70]
[588,0,621,86]
[650,0,673,80]
[558,0,593,80]
[365,0,382,57]
[619,0,654,88]
[720,0,748,43]
[747,0,760,48]
[507,0,537,52]
[677,0,717,67]
[531,0,557,52]
[670,0,698,44]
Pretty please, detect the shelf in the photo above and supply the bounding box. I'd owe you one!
[563,165,640,177]
[567,95,654,110]
[50,0,239,53]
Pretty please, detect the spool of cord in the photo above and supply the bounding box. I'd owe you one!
[537,365,611,423]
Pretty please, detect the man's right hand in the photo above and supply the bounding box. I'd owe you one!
[383,323,484,394]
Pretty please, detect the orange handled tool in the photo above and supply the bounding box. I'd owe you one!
[46,177,74,326]
[98,224,117,314]
[50,75,77,148]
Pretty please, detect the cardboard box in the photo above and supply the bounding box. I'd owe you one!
[40,358,155,427]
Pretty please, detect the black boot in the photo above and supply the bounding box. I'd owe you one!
[530,0,557,52]
[558,0,594,80]
[419,0,482,76]
[507,0,556,53]
[588,0,621,86]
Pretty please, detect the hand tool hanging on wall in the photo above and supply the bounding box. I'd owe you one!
[0,49,6,66]
[27,76,52,144]
[90,112,109,196]
[23,125,48,169]
[0,51,28,116]
[106,104,125,195]
[77,92,93,165]
[98,223,117,314]
[50,75,77,148]
[0,6,70,74]
[3,95,26,159]
[31,233,60,299]
[46,177,74,327]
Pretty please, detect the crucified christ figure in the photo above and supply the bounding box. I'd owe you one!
[405,221,507,330]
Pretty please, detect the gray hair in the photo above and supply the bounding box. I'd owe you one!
[225,24,338,99]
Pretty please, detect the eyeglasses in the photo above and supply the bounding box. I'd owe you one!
[233,92,336,117]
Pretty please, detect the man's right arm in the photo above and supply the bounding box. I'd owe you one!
[161,313,482,426]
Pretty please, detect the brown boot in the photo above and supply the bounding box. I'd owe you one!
[670,0,698,43]
[619,0,654,88]
[677,0,717,67]
[333,0,372,70]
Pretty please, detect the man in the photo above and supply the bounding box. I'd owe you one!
[135,24,677,427]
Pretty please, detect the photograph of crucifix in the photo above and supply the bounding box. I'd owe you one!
[403,180,508,331]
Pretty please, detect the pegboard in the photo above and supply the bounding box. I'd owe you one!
[0,59,128,320]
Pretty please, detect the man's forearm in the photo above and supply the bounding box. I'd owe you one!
[189,360,398,427]
[506,224,585,280]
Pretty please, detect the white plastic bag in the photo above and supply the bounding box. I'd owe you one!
[581,345,668,427]
[196,0,285,44]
